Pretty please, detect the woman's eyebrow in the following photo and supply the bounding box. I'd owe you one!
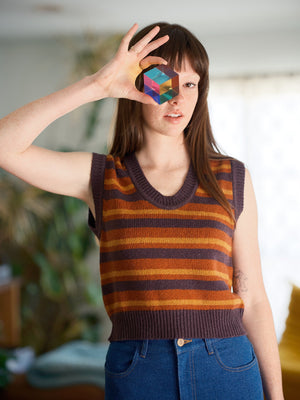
[180,73,200,79]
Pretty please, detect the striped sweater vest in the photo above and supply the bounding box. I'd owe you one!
[88,151,247,341]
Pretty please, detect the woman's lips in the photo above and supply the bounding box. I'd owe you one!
[164,111,184,123]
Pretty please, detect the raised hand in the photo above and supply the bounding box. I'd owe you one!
[91,23,169,104]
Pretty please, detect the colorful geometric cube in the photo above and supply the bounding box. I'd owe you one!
[143,65,179,105]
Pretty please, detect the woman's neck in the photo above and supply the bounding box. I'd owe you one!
[135,131,190,171]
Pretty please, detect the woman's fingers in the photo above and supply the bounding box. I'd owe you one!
[131,90,158,106]
[130,25,160,54]
[119,24,169,69]
[139,56,168,70]
[118,23,139,52]
[97,24,170,103]
[138,35,169,59]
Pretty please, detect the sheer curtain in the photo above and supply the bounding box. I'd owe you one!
[208,74,300,341]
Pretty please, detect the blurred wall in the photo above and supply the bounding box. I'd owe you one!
[0,37,114,152]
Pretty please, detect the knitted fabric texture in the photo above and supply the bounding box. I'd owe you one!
[88,152,246,341]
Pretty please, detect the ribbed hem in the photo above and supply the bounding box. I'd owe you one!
[124,152,199,210]
[231,159,245,221]
[108,309,246,341]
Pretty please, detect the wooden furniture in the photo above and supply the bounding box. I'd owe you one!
[0,280,106,399]
[2,374,105,400]
[0,278,21,347]
[279,285,300,400]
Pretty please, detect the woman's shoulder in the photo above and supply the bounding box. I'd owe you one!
[209,154,245,174]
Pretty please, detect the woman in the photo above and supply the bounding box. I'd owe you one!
[0,22,284,400]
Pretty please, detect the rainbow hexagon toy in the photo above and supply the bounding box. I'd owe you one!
[143,65,179,104]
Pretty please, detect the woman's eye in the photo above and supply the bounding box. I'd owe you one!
[184,82,196,88]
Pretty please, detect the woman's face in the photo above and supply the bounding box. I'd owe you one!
[142,57,200,139]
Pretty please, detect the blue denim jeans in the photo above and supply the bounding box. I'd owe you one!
[104,335,264,400]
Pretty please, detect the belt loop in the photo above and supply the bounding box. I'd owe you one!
[140,339,148,358]
[204,338,214,355]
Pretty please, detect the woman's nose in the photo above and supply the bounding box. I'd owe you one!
[168,91,184,105]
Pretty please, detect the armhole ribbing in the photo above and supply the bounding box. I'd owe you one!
[231,159,245,222]
[88,152,106,239]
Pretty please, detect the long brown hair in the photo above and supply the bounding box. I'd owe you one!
[108,22,236,223]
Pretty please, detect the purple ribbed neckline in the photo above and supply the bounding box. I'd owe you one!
[124,152,199,210]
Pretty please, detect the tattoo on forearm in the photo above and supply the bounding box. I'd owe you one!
[233,268,248,294]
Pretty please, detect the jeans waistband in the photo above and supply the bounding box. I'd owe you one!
[136,338,217,358]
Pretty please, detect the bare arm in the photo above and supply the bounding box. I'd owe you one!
[232,169,284,400]
[0,24,168,214]
[0,77,97,206]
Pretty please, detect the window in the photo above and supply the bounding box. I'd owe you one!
[209,74,300,340]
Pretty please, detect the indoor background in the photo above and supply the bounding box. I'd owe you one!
[0,0,299,358]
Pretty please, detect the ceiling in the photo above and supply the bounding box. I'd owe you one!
[0,0,299,39]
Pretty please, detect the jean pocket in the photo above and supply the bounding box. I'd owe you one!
[105,340,140,377]
[210,335,257,372]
